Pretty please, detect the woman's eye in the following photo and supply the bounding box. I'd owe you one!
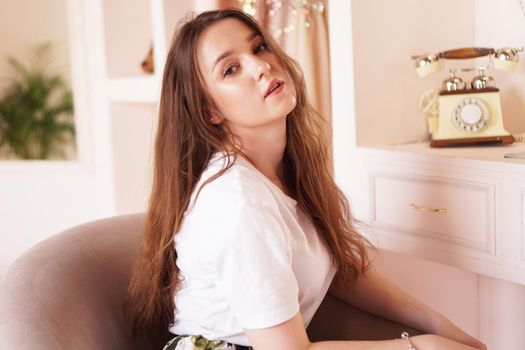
[254,43,268,54]
[223,65,238,77]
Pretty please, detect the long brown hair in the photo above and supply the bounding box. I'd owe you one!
[125,8,372,339]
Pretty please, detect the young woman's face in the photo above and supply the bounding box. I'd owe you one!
[197,18,297,130]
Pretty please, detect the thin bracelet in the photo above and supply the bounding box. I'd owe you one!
[401,331,417,350]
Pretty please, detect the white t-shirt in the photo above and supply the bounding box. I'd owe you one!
[170,153,337,346]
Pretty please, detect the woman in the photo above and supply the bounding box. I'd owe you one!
[126,9,487,350]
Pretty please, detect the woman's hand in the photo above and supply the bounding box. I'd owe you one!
[430,316,487,350]
[413,334,486,350]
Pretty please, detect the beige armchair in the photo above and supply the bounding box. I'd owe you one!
[0,214,421,350]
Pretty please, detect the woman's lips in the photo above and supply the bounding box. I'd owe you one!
[265,80,285,98]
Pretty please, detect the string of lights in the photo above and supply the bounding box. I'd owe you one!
[238,0,326,38]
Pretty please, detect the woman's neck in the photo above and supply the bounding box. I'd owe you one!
[231,120,287,192]
[241,149,284,182]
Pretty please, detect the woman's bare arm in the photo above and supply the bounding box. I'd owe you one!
[244,312,480,350]
[328,267,442,333]
[327,267,486,350]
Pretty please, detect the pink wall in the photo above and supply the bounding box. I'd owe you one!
[475,0,525,134]
[102,0,151,78]
[0,0,70,93]
[351,0,476,146]
[374,249,479,336]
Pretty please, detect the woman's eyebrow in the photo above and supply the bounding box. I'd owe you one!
[211,31,262,73]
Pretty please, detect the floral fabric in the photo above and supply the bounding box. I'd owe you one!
[163,335,253,350]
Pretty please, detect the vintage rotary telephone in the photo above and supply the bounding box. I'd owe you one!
[412,47,523,147]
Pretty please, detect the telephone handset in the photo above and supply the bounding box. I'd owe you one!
[412,47,523,147]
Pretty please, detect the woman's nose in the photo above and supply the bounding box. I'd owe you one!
[248,57,271,81]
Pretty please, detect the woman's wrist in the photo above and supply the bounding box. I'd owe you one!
[411,331,486,350]
[400,332,417,350]
[412,334,457,350]
[429,313,472,341]
[407,334,433,350]
[427,312,454,334]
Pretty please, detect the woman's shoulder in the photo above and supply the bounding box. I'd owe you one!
[176,155,290,254]
[195,153,279,210]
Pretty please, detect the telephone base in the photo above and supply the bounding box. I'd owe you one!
[430,135,515,148]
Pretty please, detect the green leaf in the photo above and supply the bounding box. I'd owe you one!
[0,41,76,159]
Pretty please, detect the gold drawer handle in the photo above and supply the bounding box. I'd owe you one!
[410,203,447,214]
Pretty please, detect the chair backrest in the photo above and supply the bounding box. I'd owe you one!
[0,214,168,350]
[0,214,422,349]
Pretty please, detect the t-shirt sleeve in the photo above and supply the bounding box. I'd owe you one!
[210,201,300,329]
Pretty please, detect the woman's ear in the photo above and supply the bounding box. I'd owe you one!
[210,114,223,125]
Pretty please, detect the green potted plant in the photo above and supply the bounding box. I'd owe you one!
[0,42,76,160]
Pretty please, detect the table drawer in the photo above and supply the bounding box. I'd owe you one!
[370,173,496,254]
[519,184,525,266]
